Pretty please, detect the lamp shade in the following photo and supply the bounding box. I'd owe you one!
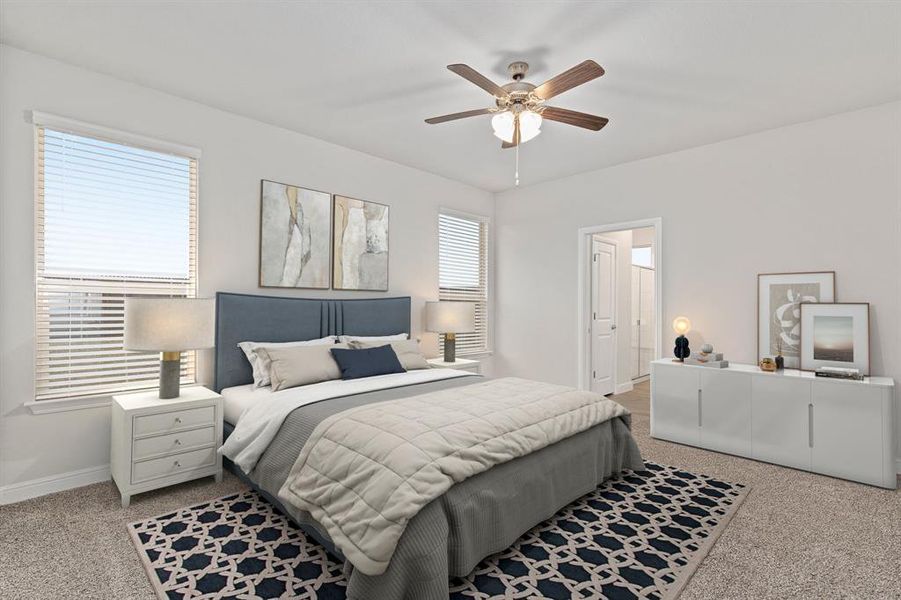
[672,316,691,335]
[425,301,475,334]
[124,298,215,351]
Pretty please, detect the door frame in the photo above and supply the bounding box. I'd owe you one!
[577,217,663,392]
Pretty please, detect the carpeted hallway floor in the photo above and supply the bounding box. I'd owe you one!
[2,381,899,599]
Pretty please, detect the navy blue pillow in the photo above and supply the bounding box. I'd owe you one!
[330,345,406,380]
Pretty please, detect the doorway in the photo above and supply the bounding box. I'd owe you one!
[577,219,662,394]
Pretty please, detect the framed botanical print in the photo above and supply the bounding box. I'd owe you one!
[757,271,835,368]
[800,302,869,375]
[259,180,331,289]
[332,195,389,291]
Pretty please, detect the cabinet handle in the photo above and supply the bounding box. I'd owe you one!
[174,439,181,446]
[173,460,181,468]
[698,389,702,427]
[808,404,813,448]
[174,417,182,424]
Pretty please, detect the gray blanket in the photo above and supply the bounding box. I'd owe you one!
[242,375,644,600]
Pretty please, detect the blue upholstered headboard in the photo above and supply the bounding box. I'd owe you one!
[214,292,412,392]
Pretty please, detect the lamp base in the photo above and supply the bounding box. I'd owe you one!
[443,333,456,364]
[159,352,181,399]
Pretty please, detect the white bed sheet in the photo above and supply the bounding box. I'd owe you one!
[222,383,271,425]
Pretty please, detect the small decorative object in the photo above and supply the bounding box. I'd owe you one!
[799,302,870,375]
[333,195,390,290]
[700,343,714,354]
[426,301,475,363]
[124,298,215,399]
[815,366,864,381]
[758,272,835,369]
[259,180,331,289]
[672,316,691,362]
[759,357,777,372]
[775,341,785,370]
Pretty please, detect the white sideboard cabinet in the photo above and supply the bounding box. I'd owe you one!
[650,360,896,488]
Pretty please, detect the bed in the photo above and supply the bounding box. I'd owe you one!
[214,292,643,600]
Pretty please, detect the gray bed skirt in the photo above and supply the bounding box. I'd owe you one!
[222,376,644,600]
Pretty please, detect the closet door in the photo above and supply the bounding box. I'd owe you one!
[638,268,655,377]
[751,377,812,470]
[630,266,641,379]
[651,363,700,445]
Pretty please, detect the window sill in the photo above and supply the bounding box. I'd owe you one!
[457,350,494,359]
[25,395,112,415]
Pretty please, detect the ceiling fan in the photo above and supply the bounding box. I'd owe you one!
[425,60,608,148]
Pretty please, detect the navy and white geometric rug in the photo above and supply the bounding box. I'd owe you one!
[129,462,747,600]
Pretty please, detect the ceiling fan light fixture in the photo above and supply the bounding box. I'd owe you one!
[491,111,515,143]
[518,110,542,143]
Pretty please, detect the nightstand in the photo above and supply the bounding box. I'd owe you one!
[111,386,223,507]
[427,357,481,374]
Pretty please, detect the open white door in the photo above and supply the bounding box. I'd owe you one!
[590,237,616,395]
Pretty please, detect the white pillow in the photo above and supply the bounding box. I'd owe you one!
[337,333,408,343]
[238,336,337,388]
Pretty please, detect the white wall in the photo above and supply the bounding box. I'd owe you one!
[495,101,901,462]
[0,46,494,495]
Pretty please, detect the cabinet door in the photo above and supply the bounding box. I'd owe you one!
[811,382,885,486]
[751,376,811,470]
[651,363,700,445]
[700,370,751,457]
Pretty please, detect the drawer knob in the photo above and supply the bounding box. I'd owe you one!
[174,439,181,446]
[174,417,182,424]
[173,460,181,468]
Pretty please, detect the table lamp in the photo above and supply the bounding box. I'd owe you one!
[425,301,475,363]
[672,316,691,362]
[124,298,215,399]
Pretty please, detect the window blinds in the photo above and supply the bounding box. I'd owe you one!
[438,212,489,355]
[35,127,198,401]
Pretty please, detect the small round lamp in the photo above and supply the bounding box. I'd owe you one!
[672,316,691,362]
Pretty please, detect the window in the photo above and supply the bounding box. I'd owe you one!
[34,124,198,401]
[632,246,654,268]
[438,211,489,355]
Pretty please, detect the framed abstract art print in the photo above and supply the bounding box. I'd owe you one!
[757,271,835,368]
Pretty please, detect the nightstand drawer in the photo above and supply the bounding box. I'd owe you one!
[132,447,217,484]
[134,405,215,437]
[133,426,216,461]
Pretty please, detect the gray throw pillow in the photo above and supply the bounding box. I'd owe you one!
[348,339,429,371]
[258,343,349,391]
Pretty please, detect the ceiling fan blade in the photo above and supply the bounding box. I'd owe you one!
[501,117,521,149]
[447,64,510,98]
[541,106,609,131]
[533,60,605,100]
[425,108,493,124]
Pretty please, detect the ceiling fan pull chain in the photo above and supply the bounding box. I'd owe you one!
[515,144,520,187]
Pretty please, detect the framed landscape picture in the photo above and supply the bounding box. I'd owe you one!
[757,271,835,368]
[259,180,331,289]
[799,302,869,375]
[332,195,389,291]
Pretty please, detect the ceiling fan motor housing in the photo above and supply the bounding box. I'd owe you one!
[507,61,530,80]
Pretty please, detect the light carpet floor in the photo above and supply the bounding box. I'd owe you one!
[2,381,899,599]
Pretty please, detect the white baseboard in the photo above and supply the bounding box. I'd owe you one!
[0,464,110,505]
[615,381,635,395]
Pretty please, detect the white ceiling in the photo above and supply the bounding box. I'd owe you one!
[2,1,899,192]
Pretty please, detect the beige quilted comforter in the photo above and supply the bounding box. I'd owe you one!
[277,377,629,575]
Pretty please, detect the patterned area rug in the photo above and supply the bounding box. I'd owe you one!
[129,462,747,600]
